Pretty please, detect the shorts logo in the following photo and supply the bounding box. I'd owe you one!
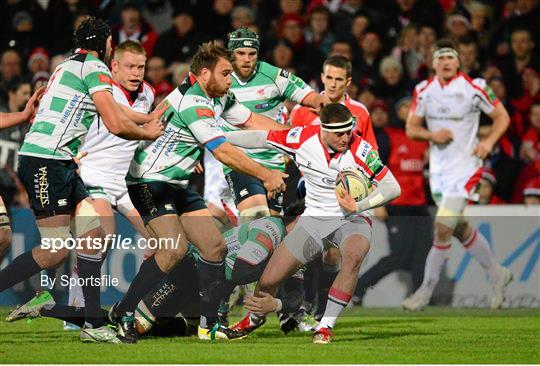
[286,127,302,144]
[139,184,158,215]
[243,40,253,46]
[33,166,50,207]
[57,199,67,207]
[240,188,249,197]
[164,204,174,210]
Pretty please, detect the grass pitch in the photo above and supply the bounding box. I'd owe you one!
[0,307,538,364]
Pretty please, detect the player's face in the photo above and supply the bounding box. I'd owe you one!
[322,129,353,152]
[321,65,350,102]
[112,51,146,91]
[433,55,459,81]
[233,47,258,79]
[206,57,233,98]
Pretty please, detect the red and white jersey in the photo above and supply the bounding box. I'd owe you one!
[289,92,378,149]
[266,124,388,216]
[411,72,498,180]
[81,80,155,175]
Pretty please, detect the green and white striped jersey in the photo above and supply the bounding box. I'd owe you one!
[189,216,286,281]
[126,74,251,187]
[19,51,113,160]
[222,61,313,174]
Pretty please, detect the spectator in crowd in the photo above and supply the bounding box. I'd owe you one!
[414,25,437,81]
[231,6,256,31]
[111,2,158,57]
[445,7,473,40]
[391,25,421,81]
[499,27,539,100]
[477,169,506,204]
[0,49,23,89]
[269,41,296,75]
[27,47,49,77]
[331,0,382,39]
[153,4,208,64]
[329,39,354,61]
[374,57,409,120]
[390,0,444,37]
[145,56,173,105]
[304,5,335,56]
[46,0,97,55]
[204,0,235,42]
[31,70,49,90]
[141,0,174,35]
[369,99,390,162]
[350,11,371,46]
[458,37,481,79]
[0,77,32,170]
[357,84,376,110]
[0,0,46,55]
[276,13,324,81]
[467,1,493,52]
[354,95,431,305]
[356,31,383,86]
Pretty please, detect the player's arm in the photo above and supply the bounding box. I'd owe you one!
[406,112,453,144]
[0,86,44,129]
[243,112,290,131]
[211,141,287,195]
[117,100,168,126]
[277,66,327,114]
[93,91,163,140]
[473,102,510,159]
[244,276,304,314]
[224,130,273,149]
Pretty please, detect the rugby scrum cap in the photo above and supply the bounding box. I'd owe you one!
[73,17,111,60]
[228,27,260,52]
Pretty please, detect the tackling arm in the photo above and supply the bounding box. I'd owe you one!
[224,130,272,149]
[244,113,289,131]
[355,170,401,212]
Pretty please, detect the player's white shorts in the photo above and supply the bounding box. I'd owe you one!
[285,215,373,264]
[203,149,237,215]
[79,165,134,215]
[430,167,483,206]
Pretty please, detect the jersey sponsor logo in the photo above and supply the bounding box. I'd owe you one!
[366,150,382,172]
[256,88,265,97]
[194,97,211,105]
[322,176,335,185]
[437,106,451,114]
[196,108,214,118]
[98,74,113,85]
[255,103,270,109]
[484,85,497,102]
[286,127,303,144]
[357,141,371,160]
[256,233,273,252]
[279,69,290,78]
[60,95,81,124]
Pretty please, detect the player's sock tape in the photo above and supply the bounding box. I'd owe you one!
[210,322,220,341]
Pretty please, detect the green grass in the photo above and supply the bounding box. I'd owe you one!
[0,307,539,364]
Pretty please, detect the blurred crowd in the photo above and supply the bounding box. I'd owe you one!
[0,0,538,206]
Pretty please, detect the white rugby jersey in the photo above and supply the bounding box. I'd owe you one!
[81,81,155,174]
[266,125,389,217]
[411,72,499,178]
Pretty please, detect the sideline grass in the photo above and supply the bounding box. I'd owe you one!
[0,307,538,364]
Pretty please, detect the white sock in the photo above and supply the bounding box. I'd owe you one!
[461,229,498,280]
[316,287,351,330]
[419,241,451,295]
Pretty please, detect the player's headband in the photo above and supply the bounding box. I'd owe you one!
[321,117,354,133]
[433,47,459,60]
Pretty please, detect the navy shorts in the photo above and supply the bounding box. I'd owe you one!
[225,171,283,213]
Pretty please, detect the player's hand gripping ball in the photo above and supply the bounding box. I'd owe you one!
[335,168,372,202]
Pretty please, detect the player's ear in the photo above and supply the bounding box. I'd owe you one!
[320,72,325,84]
[346,77,352,87]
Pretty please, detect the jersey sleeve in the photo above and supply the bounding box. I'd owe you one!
[266,126,305,156]
[82,58,113,95]
[410,81,428,117]
[471,78,499,114]
[178,97,225,151]
[354,139,389,183]
[289,104,317,127]
[274,67,314,104]
[221,91,252,127]
[355,110,378,150]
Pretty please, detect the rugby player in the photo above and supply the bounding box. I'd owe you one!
[108,41,288,343]
[222,27,327,221]
[7,202,306,339]
[225,103,401,344]
[0,17,164,344]
[0,86,44,261]
[402,39,512,311]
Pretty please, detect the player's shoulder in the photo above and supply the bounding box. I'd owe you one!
[345,96,370,115]
[257,61,281,78]
[414,77,434,95]
[142,80,156,99]
[350,133,376,159]
[287,124,318,144]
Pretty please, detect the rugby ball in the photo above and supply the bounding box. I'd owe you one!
[335,168,372,201]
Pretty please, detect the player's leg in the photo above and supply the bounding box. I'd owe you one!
[314,218,371,344]
[454,220,512,309]
[315,247,340,319]
[226,171,271,223]
[402,196,465,311]
[0,195,12,262]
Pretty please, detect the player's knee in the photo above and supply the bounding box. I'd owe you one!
[71,200,102,239]
[454,221,470,242]
[199,238,226,261]
[341,239,370,271]
[240,205,270,224]
[0,227,12,251]
[50,248,69,269]
[434,221,454,241]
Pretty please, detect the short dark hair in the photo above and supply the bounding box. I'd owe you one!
[323,55,352,78]
[73,17,111,60]
[320,103,352,125]
[457,35,477,48]
[6,76,30,93]
[435,38,457,50]
[190,41,233,75]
